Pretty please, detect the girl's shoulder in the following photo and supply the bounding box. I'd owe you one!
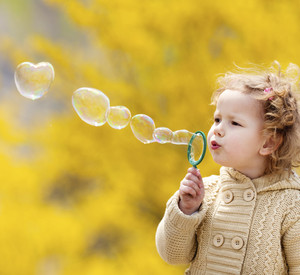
[255,170,300,193]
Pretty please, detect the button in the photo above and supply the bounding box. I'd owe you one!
[223,190,233,203]
[213,234,224,247]
[243,189,255,202]
[231,236,244,250]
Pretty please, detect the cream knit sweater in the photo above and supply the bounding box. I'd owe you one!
[156,167,300,274]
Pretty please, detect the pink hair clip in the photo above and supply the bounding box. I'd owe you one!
[264,87,274,100]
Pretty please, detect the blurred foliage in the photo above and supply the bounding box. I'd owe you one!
[0,0,300,274]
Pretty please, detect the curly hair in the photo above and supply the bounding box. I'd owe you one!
[211,61,300,174]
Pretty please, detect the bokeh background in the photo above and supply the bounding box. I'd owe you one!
[0,0,300,274]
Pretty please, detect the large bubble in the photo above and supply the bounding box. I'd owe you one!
[130,114,155,144]
[14,62,55,100]
[106,106,131,129]
[72,87,110,126]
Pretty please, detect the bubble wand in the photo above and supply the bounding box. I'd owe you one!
[187,131,207,168]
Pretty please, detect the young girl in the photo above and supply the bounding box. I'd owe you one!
[156,62,300,274]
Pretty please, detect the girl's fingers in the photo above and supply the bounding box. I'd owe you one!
[181,180,201,196]
[187,167,202,179]
[180,185,197,197]
[187,168,203,189]
[185,173,203,189]
[185,173,200,183]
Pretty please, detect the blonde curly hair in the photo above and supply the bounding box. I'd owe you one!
[212,61,300,174]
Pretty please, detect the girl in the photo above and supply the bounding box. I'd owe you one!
[156,62,300,274]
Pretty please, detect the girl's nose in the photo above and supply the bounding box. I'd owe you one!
[214,124,224,137]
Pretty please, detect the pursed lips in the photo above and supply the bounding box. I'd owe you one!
[211,140,221,150]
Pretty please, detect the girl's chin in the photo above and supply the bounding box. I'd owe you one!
[211,155,231,167]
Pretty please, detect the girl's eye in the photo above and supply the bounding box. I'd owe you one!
[232,121,241,126]
[214,118,220,123]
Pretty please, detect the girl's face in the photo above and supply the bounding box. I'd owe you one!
[207,89,268,178]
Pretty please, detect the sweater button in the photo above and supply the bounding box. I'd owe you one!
[223,190,234,203]
[231,236,244,250]
[243,189,255,201]
[213,234,224,247]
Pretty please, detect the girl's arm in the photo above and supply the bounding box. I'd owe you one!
[155,191,208,265]
[283,219,300,274]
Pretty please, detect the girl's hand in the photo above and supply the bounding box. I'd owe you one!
[178,167,205,215]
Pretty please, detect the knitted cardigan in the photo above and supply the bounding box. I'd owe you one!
[156,167,300,274]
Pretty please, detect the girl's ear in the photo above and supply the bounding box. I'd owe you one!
[259,135,283,156]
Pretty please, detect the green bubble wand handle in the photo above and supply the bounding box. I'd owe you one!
[187,131,207,168]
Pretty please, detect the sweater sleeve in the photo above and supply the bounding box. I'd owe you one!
[283,219,300,274]
[155,190,208,265]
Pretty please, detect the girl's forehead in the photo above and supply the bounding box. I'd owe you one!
[216,89,263,117]
[217,89,256,105]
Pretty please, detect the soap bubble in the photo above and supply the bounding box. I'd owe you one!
[153,127,173,144]
[14,62,55,100]
[171,130,193,145]
[107,106,131,129]
[72,87,110,126]
[130,114,155,144]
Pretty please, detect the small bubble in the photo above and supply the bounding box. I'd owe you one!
[106,106,131,129]
[153,127,173,144]
[171,130,193,145]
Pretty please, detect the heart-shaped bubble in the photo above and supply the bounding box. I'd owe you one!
[14,62,55,100]
[72,87,110,126]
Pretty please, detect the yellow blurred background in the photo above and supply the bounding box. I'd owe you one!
[0,0,300,274]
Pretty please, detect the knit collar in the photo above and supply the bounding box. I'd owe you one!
[220,166,300,193]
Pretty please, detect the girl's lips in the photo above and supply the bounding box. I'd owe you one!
[211,140,221,150]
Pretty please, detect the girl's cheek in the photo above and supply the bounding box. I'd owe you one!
[207,131,212,143]
[230,137,243,149]
[207,126,214,138]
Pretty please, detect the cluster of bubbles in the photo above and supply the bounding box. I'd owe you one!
[71,86,196,145]
[14,62,205,157]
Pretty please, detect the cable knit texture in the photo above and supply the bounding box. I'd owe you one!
[155,167,300,274]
